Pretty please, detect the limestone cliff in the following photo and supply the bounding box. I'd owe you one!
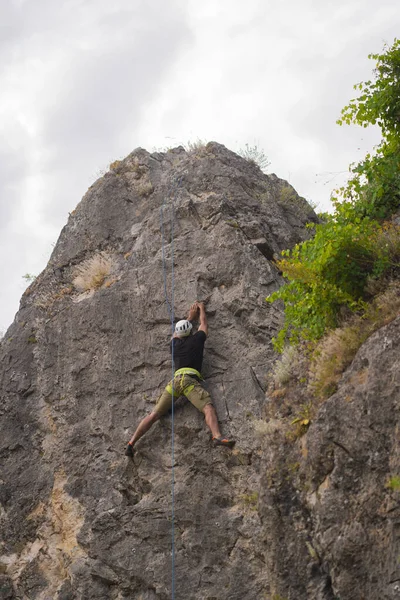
[260,315,400,600]
[0,142,397,600]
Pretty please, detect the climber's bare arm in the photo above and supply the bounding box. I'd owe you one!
[198,302,208,337]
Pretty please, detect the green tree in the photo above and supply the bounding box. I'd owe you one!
[337,38,400,219]
[267,39,400,351]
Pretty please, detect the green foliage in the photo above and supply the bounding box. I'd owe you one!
[338,38,400,139]
[267,39,400,350]
[337,38,400,219]
[23,273,37,284]
[305,540,319,560]
[268,217,399,350]
[386,475,400,491]
[238,143,270,171]
[239,491,259,510]
[288,402,312,440]
[267,220,369,349]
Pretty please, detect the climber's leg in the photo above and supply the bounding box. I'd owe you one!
[202,403,222,439]
[127,411,161,449]
[203,404,234,447]
[184,378,235,447]
[126,380,182,456]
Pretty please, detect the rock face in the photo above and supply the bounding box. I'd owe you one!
[1,141,398,600]
[0,142,316,600]
[259,315,400,600]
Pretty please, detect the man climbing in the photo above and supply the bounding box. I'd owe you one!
[125,301,235,457]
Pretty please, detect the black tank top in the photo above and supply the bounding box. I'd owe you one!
[171,331,207,373]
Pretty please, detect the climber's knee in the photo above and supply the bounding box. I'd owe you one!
[149,410,161,422]
[202,402,215,416]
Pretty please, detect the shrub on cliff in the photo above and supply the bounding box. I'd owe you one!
[337,38,400,219]
[268,216,399,350]
[267,38,400,351]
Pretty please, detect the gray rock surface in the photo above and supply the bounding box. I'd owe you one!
[260,315,400,600]
[0,143,316,600]
[2,141,398,600]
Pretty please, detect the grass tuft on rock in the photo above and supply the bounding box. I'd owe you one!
[72,253,113,292]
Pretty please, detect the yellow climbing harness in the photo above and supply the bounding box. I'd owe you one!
[174,367,202,379]
[165,368,202,397]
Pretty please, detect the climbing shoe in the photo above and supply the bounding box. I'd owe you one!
[212,436,235,448]
[125,443,135,458]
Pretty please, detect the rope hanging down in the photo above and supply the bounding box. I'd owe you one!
[160,176,183,600]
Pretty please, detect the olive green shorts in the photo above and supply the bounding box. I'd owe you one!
[154,374,212,416]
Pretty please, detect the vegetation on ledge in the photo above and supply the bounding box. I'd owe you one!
[268,38,400,353]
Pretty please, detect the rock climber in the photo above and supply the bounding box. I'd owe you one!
[125,301,235,457]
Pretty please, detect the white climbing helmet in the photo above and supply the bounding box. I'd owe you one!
[175,319,193,337]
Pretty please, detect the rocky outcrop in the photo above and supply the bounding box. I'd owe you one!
[0,143,316,600]
[260,315,400,600]
[1,141,398,600]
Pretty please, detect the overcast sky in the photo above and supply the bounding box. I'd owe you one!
[0,0,398,333]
